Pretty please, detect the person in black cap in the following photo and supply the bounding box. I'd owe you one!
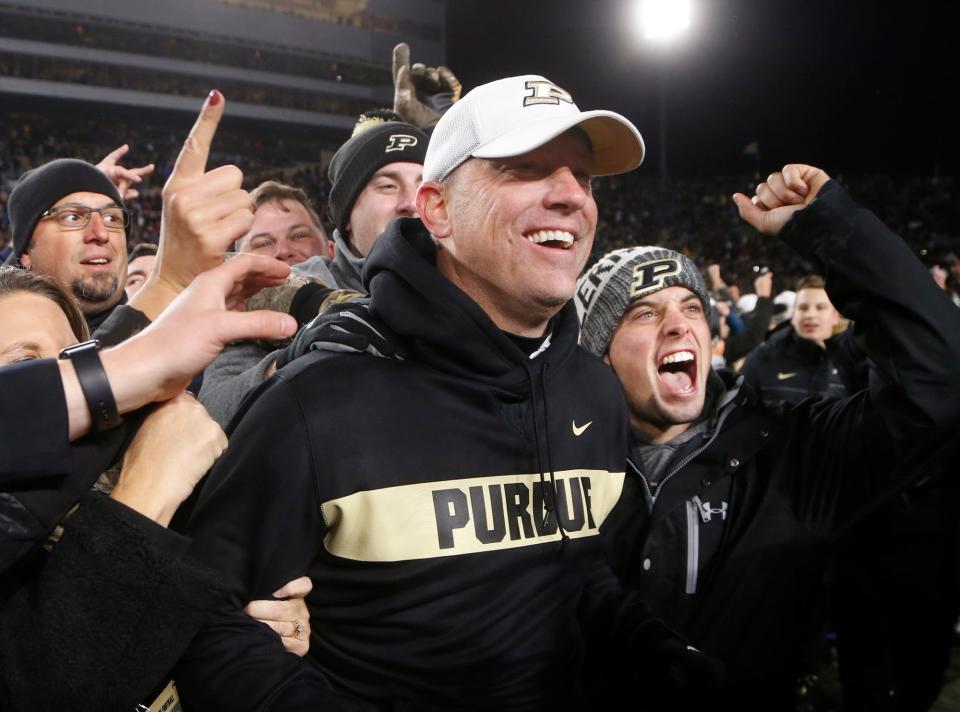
[197,113,429,427]
[298,112,429,292]
[7,158,129,332]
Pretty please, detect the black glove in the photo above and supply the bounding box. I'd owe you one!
[273,299,405,370]
[632,620,728,711]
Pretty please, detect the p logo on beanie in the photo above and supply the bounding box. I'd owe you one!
[630,259,681,298]
[385,134,420,153]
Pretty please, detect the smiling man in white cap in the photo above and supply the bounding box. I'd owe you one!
[175,76,722,710]
[416,75,643,338]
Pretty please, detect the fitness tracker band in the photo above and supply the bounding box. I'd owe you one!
[58,339,122,432]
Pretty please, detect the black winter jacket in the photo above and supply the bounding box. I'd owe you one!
[177,218,662,711]
[602,181,960,710]
[0,360,224,709]
[739,323,847,403]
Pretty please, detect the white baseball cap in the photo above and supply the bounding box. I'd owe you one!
[772,290,797,323]
[737,293,759,314]
[423,74,645,182]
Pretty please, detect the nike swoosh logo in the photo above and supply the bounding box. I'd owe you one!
[777,372,797,381]
[572,420,593,436]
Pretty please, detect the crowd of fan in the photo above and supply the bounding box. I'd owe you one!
[1,109,340,249]
[2,42,959,712]
[4,114,957,301]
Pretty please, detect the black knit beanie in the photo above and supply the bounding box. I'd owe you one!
[575,246,711,357]
[9,158,124,259]
[327,121,428,234]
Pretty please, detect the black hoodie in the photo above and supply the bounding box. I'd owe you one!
[177,218,655,711]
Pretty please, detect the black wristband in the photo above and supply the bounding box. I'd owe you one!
[59,339,122,432]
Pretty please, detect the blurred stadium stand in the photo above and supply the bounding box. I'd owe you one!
[0,0,444,248]
[0,0,445,129]
[1,0,956,290]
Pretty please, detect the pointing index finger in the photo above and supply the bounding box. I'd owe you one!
[392,43,410,85]
[171,90,224,181]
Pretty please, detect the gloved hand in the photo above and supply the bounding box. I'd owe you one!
[392,42,461,129]
[632,620,728,710]
[273,299,405,370]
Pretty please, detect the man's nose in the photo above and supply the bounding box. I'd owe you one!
[84,211,110,242]
[544,166,589,212]
[273,238,295,263]
[396,184,418,217]
[663,305,691,337]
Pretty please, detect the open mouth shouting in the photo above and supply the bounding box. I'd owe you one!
[657,349,698,398]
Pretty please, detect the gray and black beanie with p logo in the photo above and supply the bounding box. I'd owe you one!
[327,121,428,234]
[575,246,710,357]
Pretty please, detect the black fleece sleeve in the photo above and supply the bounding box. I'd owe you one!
[778,180,960,521]
[175,376,370,711]
[0,493,225,709]
[0,359,71,484]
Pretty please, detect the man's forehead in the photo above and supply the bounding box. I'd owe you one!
[127,255,155,270]
[371,162,422,181]
[257,197,305,217]
[53,191,119,208]
[796,287,832,303]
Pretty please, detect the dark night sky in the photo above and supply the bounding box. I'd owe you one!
[447,0,955,178]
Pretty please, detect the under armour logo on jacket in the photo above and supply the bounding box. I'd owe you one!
[696,500,728,522]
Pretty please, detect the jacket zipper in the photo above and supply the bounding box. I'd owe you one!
[684,499,700,594]
[641,399,738,506]
[626,457,655,511]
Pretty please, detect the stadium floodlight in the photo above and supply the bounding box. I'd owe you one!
[639,0,692,42]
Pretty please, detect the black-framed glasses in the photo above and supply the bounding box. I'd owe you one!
[40,204,130,231]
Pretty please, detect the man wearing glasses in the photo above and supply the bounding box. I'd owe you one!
[6,159,130,331]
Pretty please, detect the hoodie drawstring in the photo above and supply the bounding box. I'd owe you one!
[526,362,568,542]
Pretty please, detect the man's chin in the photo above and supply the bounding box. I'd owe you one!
[71,274,121,308]
[536,293,571,310]
[659,397,706,428]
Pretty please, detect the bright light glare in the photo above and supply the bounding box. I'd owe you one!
[640,0,691,42]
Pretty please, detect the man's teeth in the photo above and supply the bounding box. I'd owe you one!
[526,230,574,248]
[85,258,108,265]
[660,351,695,366]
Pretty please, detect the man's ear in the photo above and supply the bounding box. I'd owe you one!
[417,181,452,239]
[19,251,32,269]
